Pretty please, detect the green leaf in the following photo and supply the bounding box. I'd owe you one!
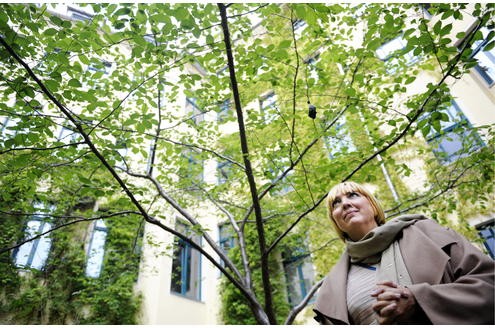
[484,41,495,52]
[405,76,416,84]
[279,39,291,49]
[67,78,82,88]
[44,28,58,36]
[440,23,452,36]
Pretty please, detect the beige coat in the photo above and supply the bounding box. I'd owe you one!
[313,218,495,324]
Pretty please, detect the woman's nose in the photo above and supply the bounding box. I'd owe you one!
[342,197,351,208]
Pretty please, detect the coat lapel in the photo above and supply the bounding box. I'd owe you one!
[314,251,350,324]
[399,221,456,284]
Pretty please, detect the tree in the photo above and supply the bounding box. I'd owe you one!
[0,2,493,324]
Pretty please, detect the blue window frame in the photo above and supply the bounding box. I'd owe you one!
[217,99,232,123]
[67,6,93,21]
[471,27,495,87]
[171,222,202,301]
[57,123,80,143]
[306,55,320,82]
[218,224,236,269]
[283,247,316,306]
[376,35,419,73]
[323,116,356,158]
[423,101,484,164]
[14,208,52,270]
[260,92,278,123]
[1,116,20,138]
[219,224,235,253]
[85,219,107,278]
[180,148,204,184]
[185,97,204,125]
[292,19,307,38]
[217,160,232,185]
[476,219,494,259]
[115,139,128,169]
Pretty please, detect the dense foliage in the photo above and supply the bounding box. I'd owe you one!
[0,2,493,324]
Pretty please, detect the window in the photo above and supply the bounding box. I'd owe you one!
[14,207,52,270]
[88,60,112,74]
[85,219,107,278]
[476,219,494,259]
[85,60,113,91]
[217,99,232,123]
[266,157,294,195]
[115,139,128,168]
[283,246,316,306]
[171,222,202,301]
[292,19,307,38]
[470,27,495,87]
[260,92,278,123]
[180,148,204,185]
[1,116,20,138]
[218,224,236,268]
[324,116,356,158]
[185,97,204,125]
[423,101,484,164]
[57,124,80,143]
[306,56,320,82]
[67,6,93,21]
[376,35,419,73]
[217,160,232,185]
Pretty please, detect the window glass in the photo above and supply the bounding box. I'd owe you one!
[306,56,320,82]
[217,99,232,123]
[292,19,307,38]
[170,222,202,301]
[476,220,494,259]
[324,116,356,158]
[472,27,495,86]
[217,160,232,185]
[219,224,236,254]
[376,36,419,73]
[180,148,204,184]
[424,101,484,164]
[1,116,20,138]
[185,97,204,125]
[15,220,52,270]
[283,246,316,306]
[260,92,278,123]
[85,220,107,278]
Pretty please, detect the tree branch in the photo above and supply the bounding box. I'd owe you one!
[218,3,273,324]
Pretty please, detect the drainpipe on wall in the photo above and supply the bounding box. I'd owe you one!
[357,111,401,204]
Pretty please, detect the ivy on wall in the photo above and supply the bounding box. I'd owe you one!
[0,198,143,324]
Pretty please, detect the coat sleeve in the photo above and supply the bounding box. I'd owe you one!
[407,223,494,325]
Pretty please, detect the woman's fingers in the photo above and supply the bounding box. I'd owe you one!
[375,291,402,301]
[373,301,398,324]
[376,281,398,288]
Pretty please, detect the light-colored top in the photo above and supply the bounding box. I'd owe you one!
[346,263,380,325]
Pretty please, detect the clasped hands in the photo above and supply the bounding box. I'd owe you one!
[371,281,417,324]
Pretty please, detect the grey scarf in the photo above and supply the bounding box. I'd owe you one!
[346,214,428,264]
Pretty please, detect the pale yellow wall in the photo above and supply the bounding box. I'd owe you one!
[135,207,224,324]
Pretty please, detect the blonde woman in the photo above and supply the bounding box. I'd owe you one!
[313,181,494,324]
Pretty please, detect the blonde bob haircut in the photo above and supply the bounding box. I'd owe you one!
[326,181,386,241]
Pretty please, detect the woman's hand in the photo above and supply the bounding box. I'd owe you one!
[371,281,417,324]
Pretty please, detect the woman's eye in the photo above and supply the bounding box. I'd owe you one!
[349,192,358,197]
[332,199,341,206]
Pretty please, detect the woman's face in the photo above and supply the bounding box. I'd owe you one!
[331,190,377,241]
